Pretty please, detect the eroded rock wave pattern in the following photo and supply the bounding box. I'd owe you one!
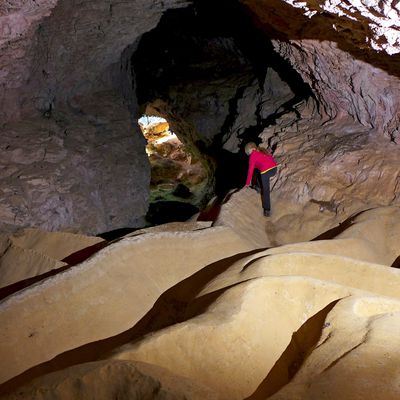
[0,191,400,400]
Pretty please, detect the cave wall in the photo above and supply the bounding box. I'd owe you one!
[1,0,400,233]
[236,0,400,214]
[1,94,151,234]
[0,0,189,234]
[0,0,189,122]
[241,0,400,143]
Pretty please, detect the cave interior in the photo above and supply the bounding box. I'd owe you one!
[131,0,315,225]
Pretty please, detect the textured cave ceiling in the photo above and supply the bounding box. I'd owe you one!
[0,0,399,234]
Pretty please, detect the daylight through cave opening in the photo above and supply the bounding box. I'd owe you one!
[138,115,209,224]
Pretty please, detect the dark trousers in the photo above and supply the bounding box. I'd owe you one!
[259,168,277,212]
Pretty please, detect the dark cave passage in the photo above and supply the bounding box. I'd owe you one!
[132,0,315,223]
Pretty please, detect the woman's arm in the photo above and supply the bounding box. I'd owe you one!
[245,154,255,186]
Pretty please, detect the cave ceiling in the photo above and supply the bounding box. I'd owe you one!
[0,0,399,234]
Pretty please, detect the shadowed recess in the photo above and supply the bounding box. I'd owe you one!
[245,299,341,399]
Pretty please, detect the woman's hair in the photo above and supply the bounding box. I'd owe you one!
[244,142,257,155]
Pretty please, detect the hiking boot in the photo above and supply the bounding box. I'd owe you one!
[263,209,271,217]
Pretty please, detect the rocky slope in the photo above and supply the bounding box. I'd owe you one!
[0,191,400,399]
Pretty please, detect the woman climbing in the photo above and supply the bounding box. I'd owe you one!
[244,142,278,217]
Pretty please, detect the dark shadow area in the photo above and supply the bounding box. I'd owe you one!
[133,2,254,103]
[245,299,340,399]
[391,255,400,269]
[0,265,71,303]
[0,248,263,396]
[211,149,248,197]
[197,187,242,222]
[240,253,273,273]
[61,242,109,265]
[197,196,223,222]
[132,0,314,202]
[97,228,138,241]
[199,0,315,147]
[311,217,356,241]
[165,248,264,319]
[311,209,371,241]
[145,201,199,225]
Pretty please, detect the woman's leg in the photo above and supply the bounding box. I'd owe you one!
[252,170,261,193]
[260,168,277,215]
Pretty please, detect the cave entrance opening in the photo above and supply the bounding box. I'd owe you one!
[132,0,314,222]
[138,114,209,224]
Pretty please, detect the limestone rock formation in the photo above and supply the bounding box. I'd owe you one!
[0,228,104,288]
[214,187,339,247]
[1,194,400,399]
[104,203,400,400]
[0,224,255,385]
[0,0,189,234]
[229,1,400,218]
[268,296,400,400]
[2,0,400,233]
[2,360,218,400]
[0,92,152,235]
[1,1,400,397]
[261,109,400,215]
[242,0,400,142]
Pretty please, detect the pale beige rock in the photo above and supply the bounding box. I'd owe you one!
[268,296,400,400]
[213,188,318,246]
[111,276,361,400]
[123,220,213,238]
[1,359,218,400]
[260,237,393,266]
[0,244,66,289]
[213,187,273,248]
[0,228,105,289]
[203,204,400,299]
[1,203,400,399]
[199,252,400,300]
[335,206,400,265]
[265,206,400,266]
[0,226,255,384]
[212,187,339,248]
[216,188,400,265]
[106,204,400,399]
[9,228,104,260]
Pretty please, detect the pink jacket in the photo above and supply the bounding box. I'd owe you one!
[246,150,278,186]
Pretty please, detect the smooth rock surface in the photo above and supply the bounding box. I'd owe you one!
[2,360,218,400]
[9,228,104,260]
[0,228,105,288]
[1,202,400,399]
[109,277,359,399]
[269,296,400,400]
[0,226,255,385]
